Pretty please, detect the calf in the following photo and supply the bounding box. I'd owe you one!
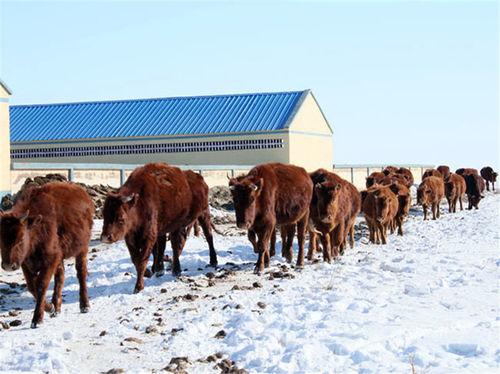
[387,182,411,235]
[382,166,399,175]
[362,185,398,244]
[444,173,466,213]
[0,182,93,328]
[437,165,451,180]
[417,176,444,220]
[422,169,442,180]
[396,167,414,188]
[464,173,485,210]
[229,163,312,273]
[310,170,360,262]
[101,163,217,293]
[480,166,498,191]
[456,168,479,177]
[366,171,385,188]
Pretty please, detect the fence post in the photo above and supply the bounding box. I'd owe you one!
[68,168,74,182]
[350,167,354,183]
[120,169,126,185]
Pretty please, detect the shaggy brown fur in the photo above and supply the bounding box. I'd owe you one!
[417,176,444,220]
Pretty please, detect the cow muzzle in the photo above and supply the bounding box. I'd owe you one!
[100,234,115,244]
[1,262,19,272]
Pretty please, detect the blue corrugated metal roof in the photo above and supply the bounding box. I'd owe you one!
[10,90,308,142]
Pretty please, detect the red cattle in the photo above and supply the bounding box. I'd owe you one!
[0,182,94,328]
[387,182,411,235]
[362,185,398,244]
[422,169,443,180]
[480,166,498,191]
[101,163,217,293]
[396,167,414,188]
[309,169,360,262]
[464,173,485,210]
[456,168,479,177]
[417,176,444,220]
[228,163,312,273]
[366,171,385,188]
[436,165,451,180]
[444,173,466,213]
[382,166,399,176]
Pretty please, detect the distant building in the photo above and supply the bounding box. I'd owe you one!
[0,80,12,197]
[9,90,333,171]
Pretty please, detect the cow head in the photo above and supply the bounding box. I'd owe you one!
[416,184,431,205]
[0,211,42,272]
[228,176,263,229]
[315,181,342,223]
[493,172,498,182]
[372,189,390,222]
[444,180,455,196]
[100,192,139,243]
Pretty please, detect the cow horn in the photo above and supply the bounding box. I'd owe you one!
[227,173,232,180]
[312,228,323,236]
[229,185,235,190]
[250,184,258,191]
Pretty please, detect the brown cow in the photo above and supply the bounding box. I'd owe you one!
[150,169,217,277]
[437,165,451,180]
[480,166,498,191]
[387,182,411,235]
[366,171,385,188]
[396,167,414,188]
[0,182,94,328]
[380,174,408,187]
[456,168,479,177]
[444,173,466,213]
[382,166,399,176]
[422,169,443,180]
[362,185,398,244]
[101,163,217,293]
[309,170,360,262]
[417,176,444,220]
[464,173,485,210]
[228,163,312,273]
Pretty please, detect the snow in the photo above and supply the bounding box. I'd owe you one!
[0,193,499,373]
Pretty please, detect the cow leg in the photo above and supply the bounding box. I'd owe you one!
[270,226,276,257]
[459,195,463,211]
[307,229,318,261]
[248,230,258,254]
[447,197,452,213]
[22,265,54,314]
[376,221,386,245]
[436,201,441,218]
[170,229,187,277]
[397,216,403,236]
[152,235,167,276]
[75,254,90,313]
[254,226,273,275]
[320,230,331,263]
[31,259,58,328]
[50,261,65,316]
[281,224,296,263]
[422,204,428,220]
[198,212,218,267]
[348,219,356,249]
[331,222,344,258]
[296,215,308,268]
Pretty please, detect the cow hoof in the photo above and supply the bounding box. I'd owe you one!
[144,269,153,278]
[209,261,218,268]
[50,310,60,318]
[155,270,165,277]
[172,269,182,277]
[80,306,90,313]
[253,267,262,275]
[31,321,42,329]
[45,302,55,314]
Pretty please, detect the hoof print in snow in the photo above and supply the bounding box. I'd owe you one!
[105,369,125,374]
[214,330,226,339]
[257,302,266,309]
[231,285,240,290]
[207,280,216,287]
[145,325,158,334]
[164,356,190,372]
[121,337,143,345]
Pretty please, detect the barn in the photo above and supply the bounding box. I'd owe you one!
[8,89,333,171]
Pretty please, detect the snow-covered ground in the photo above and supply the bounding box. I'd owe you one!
[0,193,499,373]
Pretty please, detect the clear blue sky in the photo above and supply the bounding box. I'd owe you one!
[1,1,498,169]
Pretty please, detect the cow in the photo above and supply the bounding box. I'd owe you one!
[379,174,409,187]
[396,167,414,188]
[480,166,498,191]
[362,185,398,244]
[417,176,444,220]
[387,182,411,235]
[150,169,217,278]
[101,163,217,293]
[437,165,451,180]
[228,163,312,273]
[382,166,399,176]
[0,182,94,328]
[464,173,485,210]
[456,168,479,177]
[366,171,385,188]
[444,173,466,213]
[310,170,361,261]
[422,169,442,180]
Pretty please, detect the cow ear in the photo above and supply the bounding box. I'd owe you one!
[28,214,43,228]
[335,184,341,191]
[121,193,138,206]
[253,178,264,191]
